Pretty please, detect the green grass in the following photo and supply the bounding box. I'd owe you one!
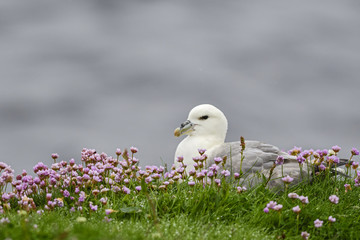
[2,176,360,240]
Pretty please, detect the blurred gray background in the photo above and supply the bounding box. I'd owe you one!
[1,0,360,174]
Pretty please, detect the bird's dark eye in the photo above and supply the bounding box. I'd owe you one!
[199,115,209,120]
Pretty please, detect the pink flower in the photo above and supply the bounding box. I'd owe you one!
[221,170,230,177]
[115,148,121,156]
[328,216,336,222]
[301,231,310,240]
[273,204,283,211]
[329,195,339,204]
[130,147,138,154]
[276,156,284,165]
[288,146,302,156]
[314,219,323,228]
[122,186,131,194]
[281,175,294,184]
[298,196,309,204]
[266,201,277,209]
[63,190,70,198]
[352,162,359,169]
[188,181,195,186]
[207,171,214,178]
[288,192,299,199]
[51,153,59,160]
[292,205,301,214]
[89,202,98,212]
[214,157,222,164]
[263,207,269,213]
[176,156,184,163]
[100,197,107,205]
[198,149,206,155]
[351,148,359,156]
[332,145,341,153]
[236,186,246,193]
[318,164,326,171]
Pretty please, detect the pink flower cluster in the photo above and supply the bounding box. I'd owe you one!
[0,147,247,214]
[263,201,283,213]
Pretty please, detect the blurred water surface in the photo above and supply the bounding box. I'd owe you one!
[1,0,360,174]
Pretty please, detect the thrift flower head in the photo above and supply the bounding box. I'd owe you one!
[236,186,246,193]
[352,162,359,169]
[329,195,339,204]
[351,148,360,156]
[266,201,277,209]
[297,156,306,164]
[196,172,205,180]
[282,175,294,184]
[214,157,222,164]
[115,148,121,156]
[188,169,196,176]
[89,202,98,211]
[198,149,206,155]
[51,153,59,160]
[130,147,138,154]
[221,170,230,177]
[100,197,107,205]
[2,193,10,201]
[288,192,299,199]
[301,231,310,240]
[63,190,70,198]
[288,146,302,156]
[298,196,309,204]
[122,186,131,194]
[318,164,326,171]
[188,181,195,186]
[327,156,340,164]
[292,205,301,214]
[332,145,341,153]
[314,219,323,228]
[276,156,284,165]
[273,204,283,211]
[301,150,311,158]
[328,216,336,222]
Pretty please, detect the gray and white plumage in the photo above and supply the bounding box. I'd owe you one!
[174,104,307,189]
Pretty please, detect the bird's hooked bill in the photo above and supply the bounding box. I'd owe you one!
[174,120,193,137]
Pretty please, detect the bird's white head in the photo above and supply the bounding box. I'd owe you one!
[174,104,228,142]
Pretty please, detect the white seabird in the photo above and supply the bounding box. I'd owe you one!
[174,104,306,189]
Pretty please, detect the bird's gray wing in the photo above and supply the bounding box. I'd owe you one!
[207,141,308,189]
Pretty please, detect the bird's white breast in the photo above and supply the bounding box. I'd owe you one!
[174,135,224,171]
